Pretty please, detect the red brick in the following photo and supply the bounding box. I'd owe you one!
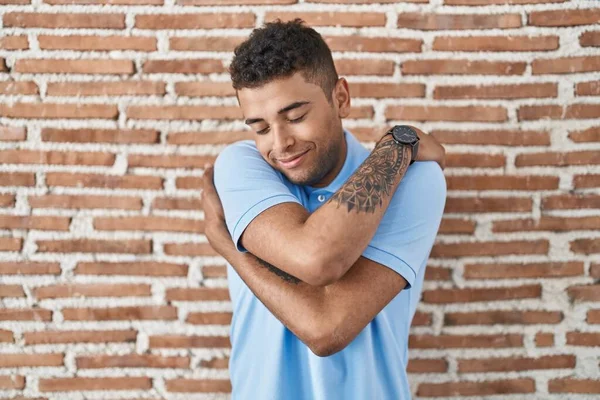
[407,358,448,373]
[571,239,600,254]
[535,332,554,347]
[431,240,549,258]
[574,174,600,188]
[34,284,151,299]
[350,83,425,99]
[14,59,134,74]
[166,379,232,393]
[410,334,523,349]
[29,194,142,210]
[0,309,52,321]
[517,105,562,121]
[580,31,600,48]
[76,261,188,277]
[77,354,189,369]
[402,59,526,75]
[458,355,574,373]
[434,83,557,99]
[38,35,156,51]
[0,329,13,342]
[566,104,600,119]
[543,194,600,210]
[0,238,22,251]
[445,310,562,326]
[0,215,70,231]
[265,12,386,27]
[62,306,177,321]
[412,312,432,326]
[446,0,566,4]
[423,285,541,304]
[175,176,204,189]
[425,266,452,281]
[46,0,162,3]
[0,150,114,166]
[0,126,27,141]
[149,335,231,348]
[445,197,532,213]
[166,288,230,301]
[135,13,255,29]
[0,375,25,389]
[398,13,521,30]
[549,378,600,394]
[589,310,600,324]
[3,12,125,29]
[386,105,507,122]
[0,81,38,95]
[447,175,558,190]
[0,285,25,297]
[128,154,215,168]
[445,153,505,168]
[143,59,225,74]
[0,103,118,119]
[494,216,600,232]
[46,172,162,190]
[0,35,29,50]
[39,377,151,392]
[464,262,583,279]
[309,0,424,2]
[175,82,236,97]
[439,218,476,234]
[571,123,600,141]
[533,56,600,74]
[529,8,600,27]
[0,194,15,207]
[200,357,229,369]
[335,59,395,76]
[36,239,151,254]
[568,285,600,302]
[576,81,600,96]
[202,265,227,278]
[418,378,535,397]
[515,150,600,167]
[0,59,7,72]
[180,0,294,3]
[325,36,421,53]
[186,312,232,325]
[567,331,600,346]
[0,262,60,275]
[127,105,241,120]
[434,36,558,51]
[24,329,137,344]
[164,242,218,256]
[0,354,63,367]
[95,216,204,233]
[47,82,165,97]
[152,197,202,211]
[170,36,245,52]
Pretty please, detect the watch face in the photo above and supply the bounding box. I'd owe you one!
[391,125,417,144]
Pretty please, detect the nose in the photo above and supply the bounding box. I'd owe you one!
[272,125,295,154]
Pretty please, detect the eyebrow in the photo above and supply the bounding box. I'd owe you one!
[244,101,311,125]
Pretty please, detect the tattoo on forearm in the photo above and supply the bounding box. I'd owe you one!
[330,138,410,213]
[256,258,301,284]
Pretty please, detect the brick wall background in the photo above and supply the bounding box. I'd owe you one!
[0,0,599,398]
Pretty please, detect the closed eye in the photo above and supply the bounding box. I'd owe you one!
[256,114,307,135]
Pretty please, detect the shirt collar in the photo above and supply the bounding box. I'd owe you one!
[304,128,369,195]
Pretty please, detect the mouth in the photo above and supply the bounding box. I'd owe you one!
[276,149,310,169]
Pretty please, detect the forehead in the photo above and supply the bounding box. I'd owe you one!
[237,73,323,118]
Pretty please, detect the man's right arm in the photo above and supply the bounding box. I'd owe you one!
[214,128,443,286]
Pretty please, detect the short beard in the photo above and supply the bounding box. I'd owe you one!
[284,135,343,187]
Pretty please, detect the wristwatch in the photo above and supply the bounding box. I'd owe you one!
[386,125,420,165]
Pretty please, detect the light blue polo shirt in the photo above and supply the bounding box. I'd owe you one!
[214,129,446,400]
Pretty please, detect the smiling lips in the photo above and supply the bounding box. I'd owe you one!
[276,149,310,169]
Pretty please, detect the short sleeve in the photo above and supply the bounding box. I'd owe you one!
[362,161,446,288]
[213,141,302,252]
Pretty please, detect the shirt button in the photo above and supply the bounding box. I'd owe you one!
[317,194,326,203]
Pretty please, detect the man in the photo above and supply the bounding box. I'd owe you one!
[201,19,447,399]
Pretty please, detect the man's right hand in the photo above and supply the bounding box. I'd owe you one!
[411,126,446,170]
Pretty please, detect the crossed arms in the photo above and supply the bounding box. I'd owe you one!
[204,129,446,356]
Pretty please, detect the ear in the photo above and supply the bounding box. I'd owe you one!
[333,77,351,118]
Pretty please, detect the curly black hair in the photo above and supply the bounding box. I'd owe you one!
[229,18,339,103]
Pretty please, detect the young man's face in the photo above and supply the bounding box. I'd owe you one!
[237,72,351,187]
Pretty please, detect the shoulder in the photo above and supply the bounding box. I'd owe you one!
[389,161,447,215]
[214,140,258,169]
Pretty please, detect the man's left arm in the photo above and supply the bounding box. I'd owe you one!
[203,161,447,356]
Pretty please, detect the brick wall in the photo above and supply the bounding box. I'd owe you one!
[0,0,599,398]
